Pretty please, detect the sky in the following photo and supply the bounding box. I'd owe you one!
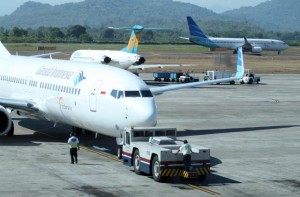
[0,0,269,16]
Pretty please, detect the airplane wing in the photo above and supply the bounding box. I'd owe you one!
[179,37,190,40]
[150,47,244,95]
[31,52,62,58]
[0,97,39,113]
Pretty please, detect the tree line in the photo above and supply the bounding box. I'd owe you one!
[0,25,299,46]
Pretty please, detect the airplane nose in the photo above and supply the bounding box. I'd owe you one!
[127,99,157,127]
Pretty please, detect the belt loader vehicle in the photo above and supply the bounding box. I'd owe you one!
[120,127,210,182]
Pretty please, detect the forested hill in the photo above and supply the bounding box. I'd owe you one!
[222,0,300,32]
[0,0,219,28]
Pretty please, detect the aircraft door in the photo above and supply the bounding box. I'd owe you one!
[89,80,103,112]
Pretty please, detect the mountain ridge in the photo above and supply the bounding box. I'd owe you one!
[0,0,299,32]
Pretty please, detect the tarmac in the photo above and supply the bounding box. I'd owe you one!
[0,73,300,197]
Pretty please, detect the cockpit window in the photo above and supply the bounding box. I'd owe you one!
[125,91,141,97]
[111,89,124,99]
[111,90,151,98]
[111,89,118,98]
[117,90,124,99]
[141,90,153,97]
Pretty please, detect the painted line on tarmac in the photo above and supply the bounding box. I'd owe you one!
[188,184,220,195]
[80,146,122,162]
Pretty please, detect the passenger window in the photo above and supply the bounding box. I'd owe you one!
[141,90,153,97]
[125,91,140,97]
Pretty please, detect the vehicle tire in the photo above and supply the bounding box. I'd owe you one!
[230,81,235,85]
[257,80,260,84]
[184,78,190,83]
[240,80,245,84]
[133,150,142,175]
[152,155,162,182]
[6,121,14,136]
[117,146,122,159]
[248,78,253,84]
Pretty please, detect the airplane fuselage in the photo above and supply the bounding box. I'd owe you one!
[190,37,289,53]
[0,55,157,137]
[70,50,143,69]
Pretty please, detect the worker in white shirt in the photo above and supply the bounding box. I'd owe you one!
[67,132,80,164]
[175,140,192,170]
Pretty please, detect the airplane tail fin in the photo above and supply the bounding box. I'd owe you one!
[109,25,167,54]
[187,16,208,39]
[121,25,142,54]
[0,41,11,56]
[234,47,244,78]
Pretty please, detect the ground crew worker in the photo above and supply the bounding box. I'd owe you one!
[67,132,80,164]
[175,140,192,171]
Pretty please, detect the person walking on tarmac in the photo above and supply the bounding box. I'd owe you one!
[175,140,192,171]
[67,132,80,164]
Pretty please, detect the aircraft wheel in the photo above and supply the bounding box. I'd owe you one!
[133,150,142,175]
[248,78,253,84]
[6,121,14,136]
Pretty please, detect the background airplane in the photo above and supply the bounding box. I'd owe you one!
[70,25,165,69]
[181,16,289,54]
[0,42,243,149]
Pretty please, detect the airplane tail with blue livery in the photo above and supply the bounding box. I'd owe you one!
[187,16,208,39]
[185,16,219,48]
[108,25,167,54]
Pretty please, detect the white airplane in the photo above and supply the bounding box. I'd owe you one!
[70,25,164,70]
[0,42,244,145]
[182,16,289,54]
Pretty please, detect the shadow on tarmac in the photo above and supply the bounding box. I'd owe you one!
[2,118,119,154]
[178,125,300,137]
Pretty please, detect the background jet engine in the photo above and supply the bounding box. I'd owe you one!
[103,56,112,64]
[252,46,262,53]
[136,56,146,65]
[0,106,13,136]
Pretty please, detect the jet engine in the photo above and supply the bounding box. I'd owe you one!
[136,57,146,65]
[103,56,112,64]
[0,106,12,136]
[252,46,262,53]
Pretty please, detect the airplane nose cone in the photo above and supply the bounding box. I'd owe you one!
[127,99,157,127]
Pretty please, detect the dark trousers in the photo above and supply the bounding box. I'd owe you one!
[70,148,78,163]
[183,154,191,171]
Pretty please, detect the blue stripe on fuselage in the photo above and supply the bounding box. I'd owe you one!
[190,37,220,48]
